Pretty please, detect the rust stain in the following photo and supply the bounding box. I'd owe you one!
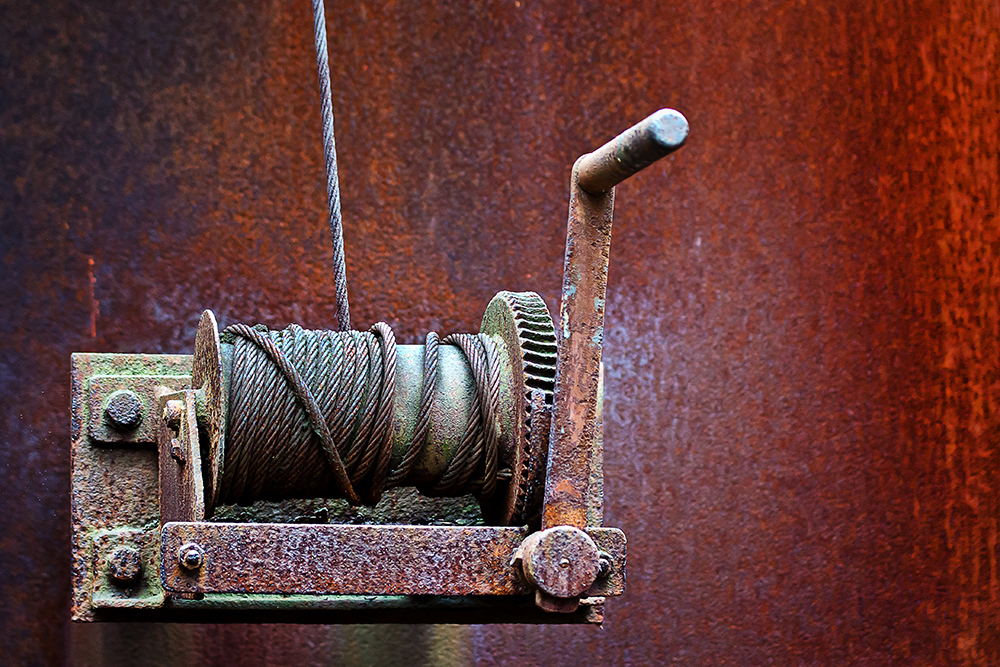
[87,256,98,338]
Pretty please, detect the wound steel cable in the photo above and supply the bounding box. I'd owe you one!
[387,332,438,486]
[218,323,504,507]
[222,323,362,505]
[433,334,501,499]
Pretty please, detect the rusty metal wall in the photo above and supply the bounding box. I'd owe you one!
[1,0,998,664]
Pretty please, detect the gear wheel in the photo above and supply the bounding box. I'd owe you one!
[479,291,557,525]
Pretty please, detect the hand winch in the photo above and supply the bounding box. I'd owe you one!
[70,0,689,624]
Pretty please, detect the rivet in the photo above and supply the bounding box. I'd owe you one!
[105,391,143,431]
[108,546,142,584]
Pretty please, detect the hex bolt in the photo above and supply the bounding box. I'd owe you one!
[598,551,613,578]
[104,390,143,431]
[108,546,142,584]
[162,399,184,430]
[178,543,204,571]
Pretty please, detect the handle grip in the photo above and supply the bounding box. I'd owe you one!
[576,108,689,194]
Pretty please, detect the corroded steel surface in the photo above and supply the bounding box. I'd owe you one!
[543,170,614,530]
[516,526,601,599]
[479,291,558,525]
[156,390,205,527]
[87,375,193,445]
[192,310,227,509]
[543,110,689,532]
[3,0,999,665]
[101,391,143,433]
[70,354,191,623]
[74,353,609,620]
[159,522,625,597]
[576,109,689,195]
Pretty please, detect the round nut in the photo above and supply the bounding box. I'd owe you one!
[518,526,600,599]
[104,391,143,431]
[178,543,204,571]
[108,546,142,584]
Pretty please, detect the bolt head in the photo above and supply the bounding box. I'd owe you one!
[598,552,613,578]
[179,543,204,570]
[104,391,143,431]
[108,546,142,584]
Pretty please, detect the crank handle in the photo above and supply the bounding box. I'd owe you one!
[543,108,689,532]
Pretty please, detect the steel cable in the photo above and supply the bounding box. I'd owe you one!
[218,324,503,507]
[285,3,505,508]
[311,0,351,331]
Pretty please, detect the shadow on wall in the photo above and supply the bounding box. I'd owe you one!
[70,624,472,667]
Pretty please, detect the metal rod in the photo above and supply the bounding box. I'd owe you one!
[576,108,688,195]
[542,168,615,530]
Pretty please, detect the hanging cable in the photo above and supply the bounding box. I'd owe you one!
[311,0,351,331]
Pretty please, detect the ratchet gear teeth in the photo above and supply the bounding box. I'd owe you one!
[480,291,557,525]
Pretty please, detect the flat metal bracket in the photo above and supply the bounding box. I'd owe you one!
[88,374,191,444]
[90,528,164,609]
[160,522,625,597]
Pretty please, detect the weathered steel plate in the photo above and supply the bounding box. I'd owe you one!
[91,528,163,610]
[161,523,625,597]
[87,373,192,444]
[157,390,205,527]
[71,353,194,623]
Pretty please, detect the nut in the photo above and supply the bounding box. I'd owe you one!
[108,546,142,584]
[104,391,143,431]
[162,399,184,430]
[598,551,613,578]
[170,438,186,462]
[178,543,204,571]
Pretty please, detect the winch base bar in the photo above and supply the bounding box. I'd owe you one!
[161,522,625,597]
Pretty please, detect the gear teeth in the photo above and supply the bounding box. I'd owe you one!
[494,291,557,523]
[498,291,557,408]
